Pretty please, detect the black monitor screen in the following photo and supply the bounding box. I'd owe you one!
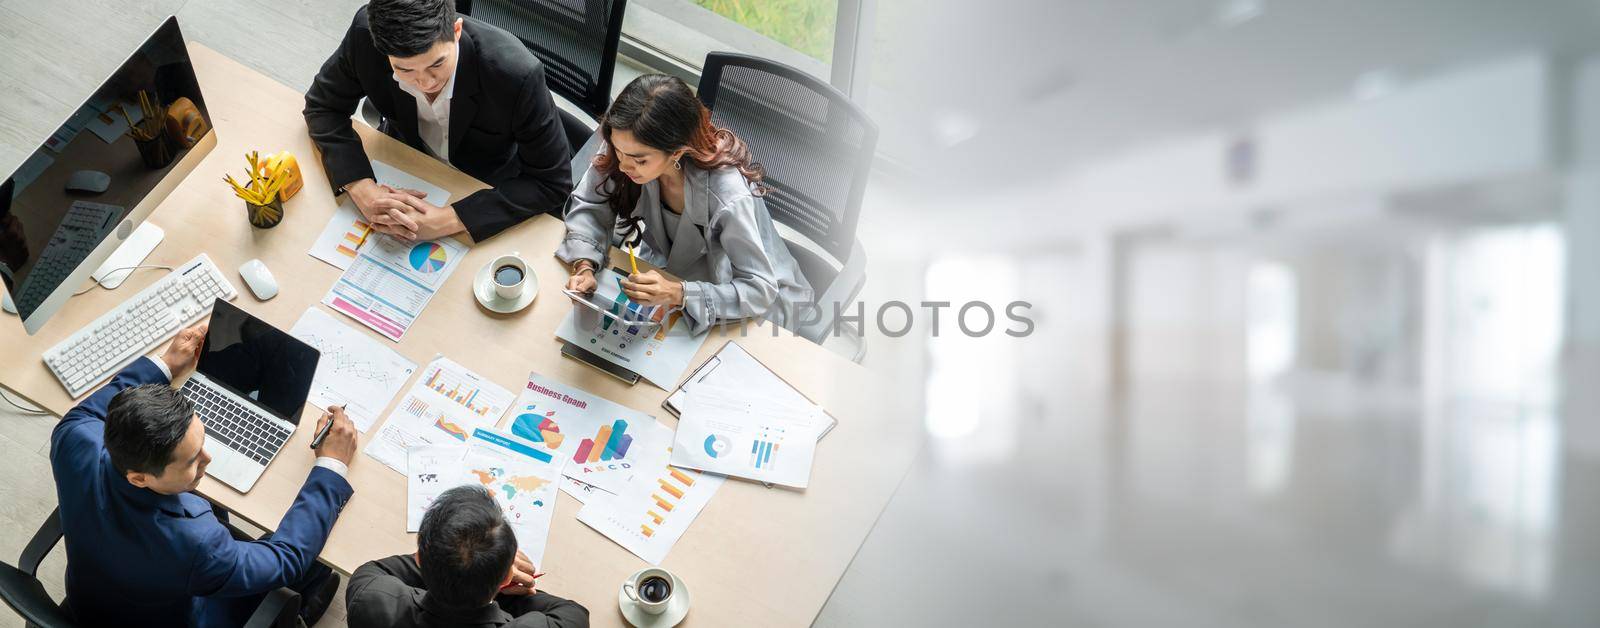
[0,17,212,320]
[197,300,320,424]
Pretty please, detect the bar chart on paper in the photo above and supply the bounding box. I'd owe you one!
[364,356,515,474]
[502,373,673,495]
[423,363,500,417]
[554,269,707,388]
[577,459,726,563]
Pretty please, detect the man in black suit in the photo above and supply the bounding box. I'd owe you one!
[345,485,589,627]
[304,0,571,243]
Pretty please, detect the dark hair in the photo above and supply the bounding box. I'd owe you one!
[368,0,457,58]
[104,384,195,476]
[418,485,517,608]
[593,74,765,220]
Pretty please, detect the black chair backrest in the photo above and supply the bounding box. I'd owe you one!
[0,562,74,628]
[698,53,878,264]
[459,0,627,118]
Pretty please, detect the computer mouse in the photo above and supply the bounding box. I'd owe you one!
[64,170,110,194]
[238,259,278,300]
[1,292,15,315]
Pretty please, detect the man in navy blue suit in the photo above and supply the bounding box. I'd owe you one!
[49,321,360,626]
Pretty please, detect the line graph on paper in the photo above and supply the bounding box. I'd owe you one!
[290,308,419,432]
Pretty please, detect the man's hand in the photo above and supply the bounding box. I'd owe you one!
[396,195,467,242]
[312,406,357,466]
[500,550,542,596]
[622,270,684,307]
[346,178,420,239]
[161,322,207,380]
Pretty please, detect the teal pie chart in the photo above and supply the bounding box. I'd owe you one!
[703,434,730,458]
[408,242,448,273]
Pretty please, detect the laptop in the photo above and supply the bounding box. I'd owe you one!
[179,299,319,492]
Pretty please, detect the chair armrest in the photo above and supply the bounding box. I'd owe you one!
[19,508,61,576]
[797,238,867,343]
[243,587,301,628]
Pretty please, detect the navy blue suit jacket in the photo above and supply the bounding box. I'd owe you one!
[48,356,355,626]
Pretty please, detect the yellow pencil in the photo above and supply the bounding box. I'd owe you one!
[627,245,639,275]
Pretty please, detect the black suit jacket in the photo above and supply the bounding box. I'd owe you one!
[345,554,589,628]
[304,7,572,242]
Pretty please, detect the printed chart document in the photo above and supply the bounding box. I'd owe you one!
[365,356,514,474]
[669,384,824,488]
[308,161,451,270]
[498,373,673,495]
[405,428,564,565]
[554,268,707,389]
[666,341,837,439]
[322,233,466,341]
[289,307,417,432]
[405,444,464,529]
[576,456,725,565]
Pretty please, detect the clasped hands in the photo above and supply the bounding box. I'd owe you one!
[346,178,464,242]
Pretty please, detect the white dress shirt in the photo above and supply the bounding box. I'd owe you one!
[149,357,348,479]
[393,61,458,162]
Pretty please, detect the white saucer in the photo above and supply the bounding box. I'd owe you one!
[473,260,537,314]
[617,573,690,628]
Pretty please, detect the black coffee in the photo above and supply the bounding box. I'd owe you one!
[639,576,672,603]
[494,264,524,286]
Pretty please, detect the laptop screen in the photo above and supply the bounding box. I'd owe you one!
[196,299,319,423]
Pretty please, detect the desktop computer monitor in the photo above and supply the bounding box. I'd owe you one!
[0,16,215,335]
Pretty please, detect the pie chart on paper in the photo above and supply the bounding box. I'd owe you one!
[408,242,448,273]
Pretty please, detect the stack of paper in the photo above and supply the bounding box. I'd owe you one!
[366,356,515,474]
[406,427,566,565]
[668,384,826,489]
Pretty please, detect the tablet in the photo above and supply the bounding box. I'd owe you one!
[564,288,666,330]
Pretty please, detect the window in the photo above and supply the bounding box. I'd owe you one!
[624,0,838,83]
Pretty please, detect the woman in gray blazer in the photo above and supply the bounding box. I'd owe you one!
[558,74,812,334]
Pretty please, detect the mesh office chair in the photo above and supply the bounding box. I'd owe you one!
[0,509,302,628]
[697,53,878,359]
[459,0,628,152]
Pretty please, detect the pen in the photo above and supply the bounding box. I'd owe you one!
[353,223,373,250]
[627,244,639,275]
[309,406,342,449]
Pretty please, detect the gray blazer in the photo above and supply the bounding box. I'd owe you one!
[557,145,812,334]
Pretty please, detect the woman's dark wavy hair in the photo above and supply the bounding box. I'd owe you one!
[593,74,765,225]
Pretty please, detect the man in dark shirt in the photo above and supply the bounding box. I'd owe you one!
[345,485,589,627]
[304,0,571,243]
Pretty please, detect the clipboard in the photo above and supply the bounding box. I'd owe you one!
[664,340,837,440]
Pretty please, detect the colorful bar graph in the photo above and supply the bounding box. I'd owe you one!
[589,425,611,462]
[751,440,777,469]
[425,368,440,388]
[657,478,684,499]
[668,468,695,487]
[574,420,634,463]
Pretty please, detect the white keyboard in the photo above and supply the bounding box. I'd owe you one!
[43,253,237,397]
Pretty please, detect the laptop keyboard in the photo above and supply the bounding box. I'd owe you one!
[180,380,291,465]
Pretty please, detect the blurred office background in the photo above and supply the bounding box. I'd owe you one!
[5,0,1600,626]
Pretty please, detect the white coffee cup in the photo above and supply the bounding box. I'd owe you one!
[490,253,528,300]
[622,567,676,615]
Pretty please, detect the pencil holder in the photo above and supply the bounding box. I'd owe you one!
[246,196,284,229]
[134,133,175,169]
